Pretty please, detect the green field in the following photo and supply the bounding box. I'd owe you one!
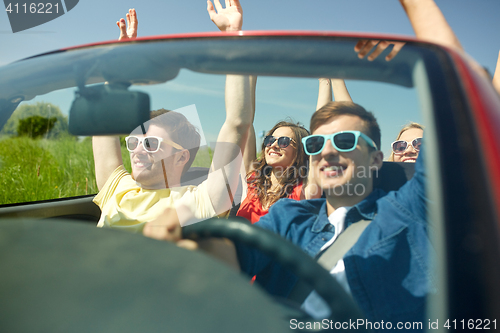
[0,136,212,205]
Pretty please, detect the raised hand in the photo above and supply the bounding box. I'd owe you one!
[354,40,405,61]
[117,8,138,41]
[493,51,500,95]
[207,0,243,32]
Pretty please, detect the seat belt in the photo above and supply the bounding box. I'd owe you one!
[287,219,371,304]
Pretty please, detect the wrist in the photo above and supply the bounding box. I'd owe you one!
[224,26,242,32]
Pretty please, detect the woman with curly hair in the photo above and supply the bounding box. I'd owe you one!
[236,121,312,223]
[207,0,352,223]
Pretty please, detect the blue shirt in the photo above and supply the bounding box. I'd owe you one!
[236,150,433,328]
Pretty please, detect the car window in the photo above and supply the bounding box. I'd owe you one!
[0,69,421,206]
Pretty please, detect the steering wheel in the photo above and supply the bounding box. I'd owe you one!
[0,218,321,333]
[182,217,366,325]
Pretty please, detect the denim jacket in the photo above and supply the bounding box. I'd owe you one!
[236,148,433,327]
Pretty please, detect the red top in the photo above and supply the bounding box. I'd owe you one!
[236,181,303,224]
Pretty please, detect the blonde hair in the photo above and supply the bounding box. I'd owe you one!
[388,122,424,161]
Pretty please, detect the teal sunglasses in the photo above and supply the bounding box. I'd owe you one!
[302,131,377,156]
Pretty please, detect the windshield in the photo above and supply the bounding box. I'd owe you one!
[0,36,438,205]
[0,35,459,330]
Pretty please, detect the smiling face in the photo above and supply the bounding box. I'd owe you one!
[264,126,297,169]
[130,124,181,189]
[310,115,383,208]
[393,128,424,163]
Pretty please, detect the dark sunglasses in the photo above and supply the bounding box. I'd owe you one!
[263,135,294,149]
[125,136,184,153]
[301,131,377,156]
[391,137,422,154]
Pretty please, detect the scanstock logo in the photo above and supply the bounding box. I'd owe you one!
[4,0,79,33]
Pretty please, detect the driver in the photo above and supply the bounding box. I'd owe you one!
[144,101,433,327]
[92,9,252,232]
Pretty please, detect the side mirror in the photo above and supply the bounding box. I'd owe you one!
[69,84,150,136]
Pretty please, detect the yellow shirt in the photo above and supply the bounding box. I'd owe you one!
[93,166,216,233]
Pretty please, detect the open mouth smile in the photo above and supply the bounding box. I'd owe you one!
[268,151,282,157]
[320,164,347,177]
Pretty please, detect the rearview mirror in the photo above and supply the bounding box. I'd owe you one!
[69,84,150,136]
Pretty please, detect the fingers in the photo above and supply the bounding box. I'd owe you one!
[207,0,216,19]
[127,8,138,39]
[117,18,127,40]
[355,39,380,59]
[367,41,389,61]
[355,39,405,62]
[354,39,368,52]
[143,207,182,241]
[385,42,405,61]
[231,0,243,11]
[143,220,182,241]
[214,0,223,12]
[177,239,199,251]
[117,9,137,41]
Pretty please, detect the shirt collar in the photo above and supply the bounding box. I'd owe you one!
[311,189,386,232]
[311,200,331,233]
[345,188,386,226]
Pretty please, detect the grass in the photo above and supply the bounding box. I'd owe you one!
[0,137,212,205]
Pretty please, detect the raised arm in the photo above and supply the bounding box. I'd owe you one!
[92,137,122,190]
[208,0,257,174]
[243,76,257,173]
[331,79,352,102]
[316,78,332,111]
[493,51,500,95]
[93,9,138,190]
[398,0,462,52]
[309,78,351,199]
[206,74,252,214]
[317,79,352,110]
[399,0,491,80]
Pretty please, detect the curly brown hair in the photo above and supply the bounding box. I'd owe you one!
[248,121,310,208]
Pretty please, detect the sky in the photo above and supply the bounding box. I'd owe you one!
[2,0,500,71]
[1,0,500,156]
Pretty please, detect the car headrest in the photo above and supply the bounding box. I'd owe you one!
[180,167,210,186]
[180,162,415,195]
[374,162,415,193]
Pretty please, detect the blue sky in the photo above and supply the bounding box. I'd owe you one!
[2,0,500,156]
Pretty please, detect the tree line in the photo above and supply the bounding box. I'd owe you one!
[1,102,70,139]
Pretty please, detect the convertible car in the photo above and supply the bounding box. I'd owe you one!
[0,32,499,332]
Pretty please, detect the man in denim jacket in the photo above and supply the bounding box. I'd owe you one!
[145,101,433,328]
[235,101,432,327]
